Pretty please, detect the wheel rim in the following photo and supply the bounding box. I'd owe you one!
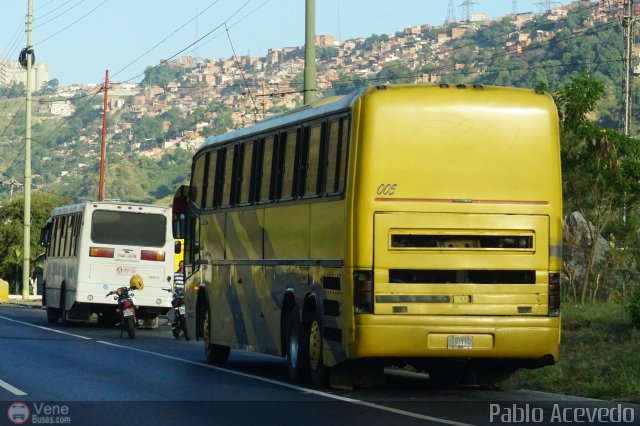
[309,319,321,371]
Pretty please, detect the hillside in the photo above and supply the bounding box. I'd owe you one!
[0,0,633,204]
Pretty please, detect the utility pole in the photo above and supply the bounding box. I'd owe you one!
[99,70,109,201]
[304,0,317,104]
[22,0,33,300]
[622,0,635,136]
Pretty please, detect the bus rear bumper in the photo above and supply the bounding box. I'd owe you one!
[348,315,560,363]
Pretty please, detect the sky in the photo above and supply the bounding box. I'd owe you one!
[0,0,559,86]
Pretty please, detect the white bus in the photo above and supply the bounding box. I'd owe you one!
[39,201,175,327]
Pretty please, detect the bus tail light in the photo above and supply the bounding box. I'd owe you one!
[354,270,373,314]
[549,272,560,317]
[89,247,114,258]
[141,250,166,261]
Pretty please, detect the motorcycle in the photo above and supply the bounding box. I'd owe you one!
[165,288,189,340]
[106,286,137,339]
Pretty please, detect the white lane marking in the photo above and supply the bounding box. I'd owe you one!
[0,378,27,396]
[96,340,476,426]
[0,315,92,340]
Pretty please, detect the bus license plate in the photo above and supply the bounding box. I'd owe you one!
[122,308,134,317]
[448,335,473,349]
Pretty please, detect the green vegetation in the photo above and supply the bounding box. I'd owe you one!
[518,303,640,402]
[0,8,640,389]
[0,192,65,292]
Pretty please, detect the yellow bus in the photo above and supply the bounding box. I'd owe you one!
[180,84,562,387]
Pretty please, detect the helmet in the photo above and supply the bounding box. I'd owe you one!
[129,274,144,290]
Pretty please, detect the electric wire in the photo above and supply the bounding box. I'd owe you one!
[33,0,86,30]
[225,23,260,121]
[111,0,224,79]
[35,0,108,46]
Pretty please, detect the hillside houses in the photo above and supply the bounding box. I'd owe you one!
[46,0,628,157]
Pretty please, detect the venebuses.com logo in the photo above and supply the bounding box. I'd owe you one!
[6,402,72,425]
[7,402,30,425]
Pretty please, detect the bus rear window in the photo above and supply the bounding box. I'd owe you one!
[91,210,166,247]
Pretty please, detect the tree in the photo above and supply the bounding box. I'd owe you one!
[0,192,66,286]
[554,70,640,303]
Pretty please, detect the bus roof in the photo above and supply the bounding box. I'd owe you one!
[196,84,552,155]
[197,86,367,153]
[49,201,170,217]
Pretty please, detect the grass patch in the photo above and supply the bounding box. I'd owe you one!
[517,303,640,402]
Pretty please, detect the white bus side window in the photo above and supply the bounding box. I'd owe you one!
[57,217,67,258]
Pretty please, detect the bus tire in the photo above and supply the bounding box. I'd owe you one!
[203,308,229,363]
[309,309,328,387]
[125,317,135,339]
[286,311,310,383]
[46,307,60,324]
[59,283,69,326]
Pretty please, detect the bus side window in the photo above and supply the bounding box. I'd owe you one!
[72,213,82,257]
[50,217,58,257]
[258,136,275,203]
[239,140,256,205]
[336,117,350,194]
[40,220,52,252]
[57,216,66,258]
[279,129,298,201]
[221,147,236,208]
[191,154,207,209]
[205,150,218,210]
[325,120,340,194]
[304,123,323,197]
[64,215,74,257]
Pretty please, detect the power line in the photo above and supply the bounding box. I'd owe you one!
[32,0,86,30]
[113,0,256,86]
[35,0,108,46]
[225,23,260,121]
[111,0,224,79]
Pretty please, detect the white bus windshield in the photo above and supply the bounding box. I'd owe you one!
[91,210,166,247]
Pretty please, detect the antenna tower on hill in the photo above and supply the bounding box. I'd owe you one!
[447,0,456,23]
[458,0,478,22]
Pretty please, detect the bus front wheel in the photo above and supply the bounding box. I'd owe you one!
[203,308,229,363]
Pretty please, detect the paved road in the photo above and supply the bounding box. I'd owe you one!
[0,304,637,426]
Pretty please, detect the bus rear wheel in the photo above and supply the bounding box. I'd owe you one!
[286,311,310,383]
[309,310,328,387]
[203,309,229,363]
[46,307,60,323]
